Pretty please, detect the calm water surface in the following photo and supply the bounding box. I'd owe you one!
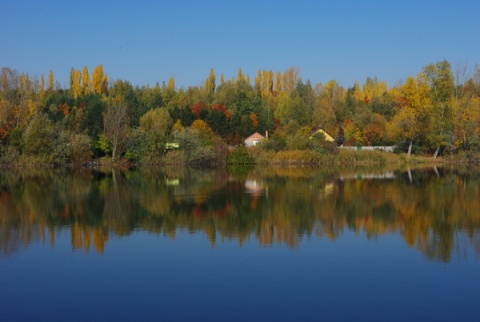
[1,166,480,321]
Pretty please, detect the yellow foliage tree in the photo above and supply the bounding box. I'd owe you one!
[204,68,216,94]
[363,77,387,103]
[167,77,175,90]
[82,66,90,95]
[70,69,82,99]
[191,119,214,138]
[172,119,184,132]
[48,70,54,92]
[38,74,45,100]
[237,68,245,83]
[254,70,262,91]
[92,65,108,95]
[274,71,282,93]
[282,67,300,93]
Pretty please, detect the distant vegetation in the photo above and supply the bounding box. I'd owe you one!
[1,61,480,166]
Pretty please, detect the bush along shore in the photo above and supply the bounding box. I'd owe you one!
[2,142,475,169]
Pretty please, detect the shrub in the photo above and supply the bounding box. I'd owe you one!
[23,114,56,158]
[68,133,92,164]
[0,145,20,164]
[162,150,185,165]
[227,146,255,164]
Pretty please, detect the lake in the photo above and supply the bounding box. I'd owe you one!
[1,165,480,321]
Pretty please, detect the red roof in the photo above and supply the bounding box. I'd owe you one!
[245,132,264,141]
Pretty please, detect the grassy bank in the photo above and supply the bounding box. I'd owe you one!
[2,145,476,168]
[241,146,450,167]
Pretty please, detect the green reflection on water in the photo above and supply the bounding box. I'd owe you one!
[1,165,480,261]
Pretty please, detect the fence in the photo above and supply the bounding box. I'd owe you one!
[338,146,396,152]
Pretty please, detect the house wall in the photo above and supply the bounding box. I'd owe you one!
[245,140,260,147]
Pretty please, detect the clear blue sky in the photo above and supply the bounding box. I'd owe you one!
[1,0,479,89]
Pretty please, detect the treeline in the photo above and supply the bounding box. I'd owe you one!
[1,61,480,165]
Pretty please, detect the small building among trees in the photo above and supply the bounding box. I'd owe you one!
[244,132,265,147]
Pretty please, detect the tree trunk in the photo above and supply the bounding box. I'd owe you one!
[407,140,413,157]
[433,146,440,158]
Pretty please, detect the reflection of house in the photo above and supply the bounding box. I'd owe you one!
[244,132,265,147]
[245,179,264,195]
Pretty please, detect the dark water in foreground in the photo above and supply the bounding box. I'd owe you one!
[1,166,480,321]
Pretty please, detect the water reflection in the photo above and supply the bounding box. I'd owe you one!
[1,166,480,261]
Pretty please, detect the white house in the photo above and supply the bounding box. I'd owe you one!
[244,132,265,147]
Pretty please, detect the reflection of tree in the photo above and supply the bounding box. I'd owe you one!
[102,169,133,235]
[71,223,109,254]
[1,166,480,261]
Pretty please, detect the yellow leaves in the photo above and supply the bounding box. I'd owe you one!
[263,70,273,96]
[255,67,299,97]
[282,67,299,93]
[363,77,387,102]
[48,70,54,92]
[92,65,108,95]
[172,119,184,132]
[344,120,362,144]
[400,74,431,110]
[453,90,480,148]
[237,68,245,83]
[92,65,103,94]
[167,77,175,90]
[38,74,45,101]
[67,65,109,97]
[191,119,213,137]
[71,68,82,99]
[401,77,418,108]
[139,108,172,136]
[388,105,416,141]
[323,79,337,92]
[82,66,90,95]
[204,68,216,94]
[254,70,262,90]
[274,71,282,93]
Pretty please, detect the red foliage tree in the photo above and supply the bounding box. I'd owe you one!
[190,102,206,118]
[210,104,232,120]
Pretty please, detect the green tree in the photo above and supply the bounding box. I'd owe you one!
[312,80,343,135]
[23,113,56,159]
[275,94,309,126]
[68,133,92,164]
[138,108,173,159]
[422,60,455,157]
[453,74,480,151]
[110,80,144,126]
